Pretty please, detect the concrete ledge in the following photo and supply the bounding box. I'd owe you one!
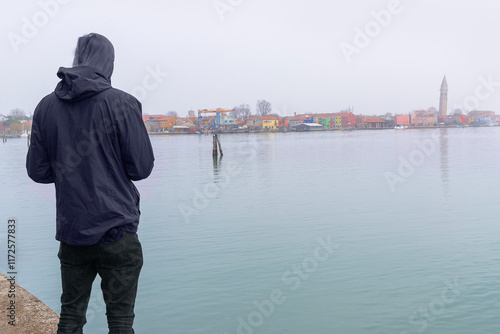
[0,272,59,334]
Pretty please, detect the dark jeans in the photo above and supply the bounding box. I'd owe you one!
[57,232,143,334]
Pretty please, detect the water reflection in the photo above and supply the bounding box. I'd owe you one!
[213,155,222,183]
[439,128,450,197]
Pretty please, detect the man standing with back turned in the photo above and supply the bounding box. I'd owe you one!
[26,33,154,333]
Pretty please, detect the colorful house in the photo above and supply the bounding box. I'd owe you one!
[288,115,310,127]
[341,113,355,128]
[287,116,302,127]
[410,114,436,126]
[467,110,496,125]
[174,119,198,133]
[220,115,236,125]
[410,110,437,127]
[330,112,355,129]
[279,117,289,128]
[219,115,237,130]
[362,116,386,128]
[245,116,263,129]
[261,116,279,129]
[302,116,315,123]
[317,117,330,128]
[395,115,410,126]
[143,115,178,132]
[333,115,342,128]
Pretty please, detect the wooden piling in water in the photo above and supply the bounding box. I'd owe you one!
[212,134,223,157]
[217,134,223,157]
[212,134,218,157]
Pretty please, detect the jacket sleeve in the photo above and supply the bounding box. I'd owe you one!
[26,112,55,184]
[117,98,154,181]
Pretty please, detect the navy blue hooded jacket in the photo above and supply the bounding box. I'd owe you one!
[26,33,154,246]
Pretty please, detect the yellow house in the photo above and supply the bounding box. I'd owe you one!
[261,116,279,129]
[334,115,342,128]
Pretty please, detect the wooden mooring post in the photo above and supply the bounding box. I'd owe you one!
[212,134,223,157]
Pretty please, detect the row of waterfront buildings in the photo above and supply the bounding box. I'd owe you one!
[1,109,497,136]
[143,76,498,133]
[142,109,499,134]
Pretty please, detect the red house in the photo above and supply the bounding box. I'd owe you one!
[395,115,410,126]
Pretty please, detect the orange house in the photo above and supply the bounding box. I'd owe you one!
[143,115,177,131]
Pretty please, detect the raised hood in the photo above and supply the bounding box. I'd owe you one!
[55,33,114,102]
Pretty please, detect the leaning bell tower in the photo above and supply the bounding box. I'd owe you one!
[439,76,448,116]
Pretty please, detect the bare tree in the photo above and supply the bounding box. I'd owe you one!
[232,104,251,118]
[230,106,239,118]
[240,104,251,118]
[9,108,25,117]
[453,108,463,115]
[166,111,178,117]
[256,100,272,116]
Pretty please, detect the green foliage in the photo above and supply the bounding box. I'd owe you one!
[385,119,395,127]
[2,119,21,127]
[7,115,29,121]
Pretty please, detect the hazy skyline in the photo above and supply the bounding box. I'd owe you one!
[2,0,500,117]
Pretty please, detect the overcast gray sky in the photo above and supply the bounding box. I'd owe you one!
[2,0,500,117]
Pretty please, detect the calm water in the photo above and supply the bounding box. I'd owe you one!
[1,128,499,333]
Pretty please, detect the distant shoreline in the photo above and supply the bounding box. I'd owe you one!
[148,124,498,136]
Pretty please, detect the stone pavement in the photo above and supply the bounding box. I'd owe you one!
[0,272,59,334]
